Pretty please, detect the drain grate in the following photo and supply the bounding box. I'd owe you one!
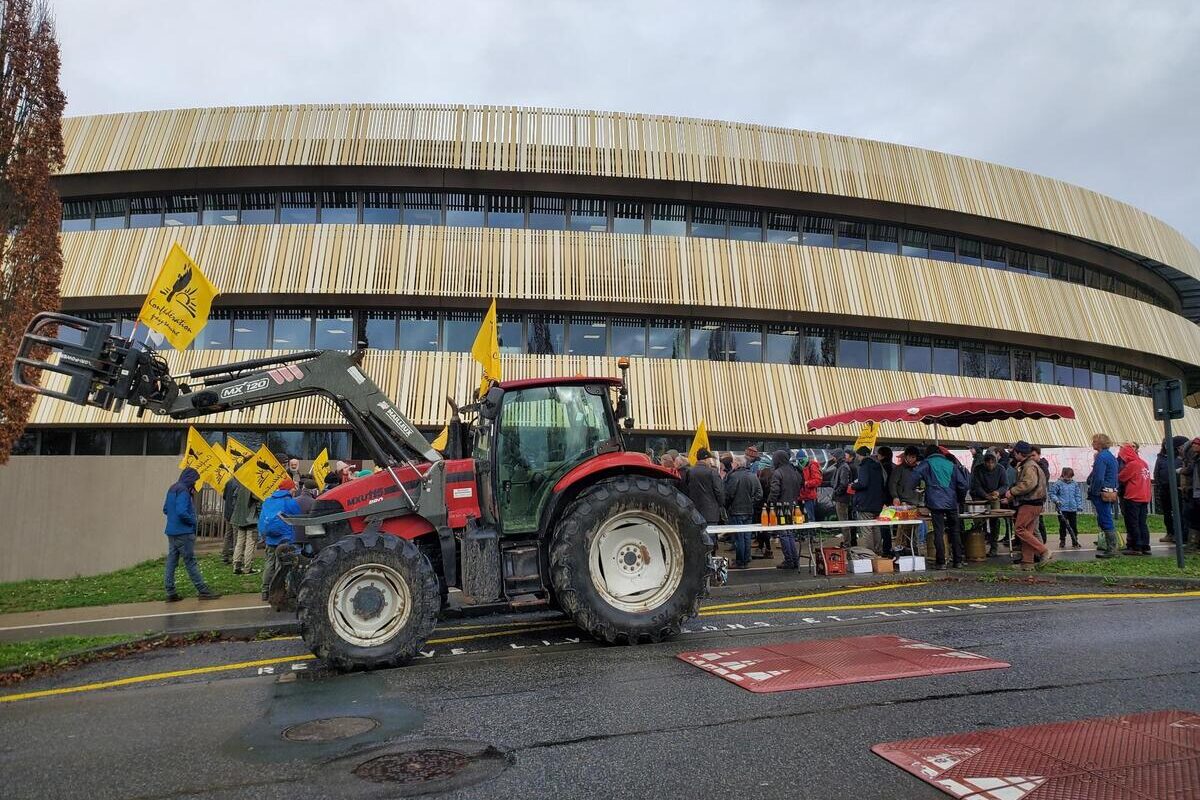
[354,749,471,784]
[283,716,379,742]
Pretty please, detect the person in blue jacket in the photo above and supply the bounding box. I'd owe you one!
[1048,467,1084,548]
[909,445,970,569]
[1087,433,1120,558]
[259,479,301,600]
[162,467,221,602]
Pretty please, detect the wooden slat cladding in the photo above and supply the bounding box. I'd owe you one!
[59,105,1200,280]
[59,225,1200,369]
[25,350,1200,448]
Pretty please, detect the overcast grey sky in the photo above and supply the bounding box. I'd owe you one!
[52,0,1200,246]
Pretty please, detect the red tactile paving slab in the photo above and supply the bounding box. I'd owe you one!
[873,710,1200,799]
[676,635,1008,693]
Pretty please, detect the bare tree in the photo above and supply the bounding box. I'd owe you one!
[0,0,64,463]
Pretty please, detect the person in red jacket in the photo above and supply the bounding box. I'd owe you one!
[1117,442,1152,555]
[797,454,822,522]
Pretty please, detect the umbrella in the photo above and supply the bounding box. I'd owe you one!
[807,395,1076,444]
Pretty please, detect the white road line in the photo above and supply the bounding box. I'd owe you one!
[0,604,272,633]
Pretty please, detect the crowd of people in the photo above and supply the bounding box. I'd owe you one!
[661,433,1200,573]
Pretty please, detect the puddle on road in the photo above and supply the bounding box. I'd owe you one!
[225,670,424,763]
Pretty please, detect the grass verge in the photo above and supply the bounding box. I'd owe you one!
[1039,554,1200,579]
[0,634,138,672]
[0,553,264,614]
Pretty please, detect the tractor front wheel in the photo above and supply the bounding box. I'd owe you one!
[297,533,439,671]
[549,476,707,644]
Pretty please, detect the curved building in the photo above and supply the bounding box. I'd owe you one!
[22,103,1200,458]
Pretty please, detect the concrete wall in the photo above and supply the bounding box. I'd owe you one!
[0,456,180,582]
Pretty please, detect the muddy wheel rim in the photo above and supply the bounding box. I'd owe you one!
[588,510,684,613]
[328,563,412,647]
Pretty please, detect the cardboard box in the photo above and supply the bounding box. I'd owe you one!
[897,556,926,572]
[848,559,873,574]
[871,557,894,574]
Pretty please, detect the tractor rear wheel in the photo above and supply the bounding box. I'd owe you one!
[297,533,439,671]
[549,476,707,644]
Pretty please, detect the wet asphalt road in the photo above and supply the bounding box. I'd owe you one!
[1,579,1198,799]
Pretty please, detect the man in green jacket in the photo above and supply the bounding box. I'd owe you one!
[228,478,260,575]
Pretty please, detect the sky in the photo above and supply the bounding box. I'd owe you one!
[51,0,1200,246]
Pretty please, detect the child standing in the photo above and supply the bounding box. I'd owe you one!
[1048,467,1083,548]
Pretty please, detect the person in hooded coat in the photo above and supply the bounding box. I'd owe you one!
[259,478,302,601]
[768,449,803,569]
[1117,442,1152,555]
[1155,435,1189,544]
[162,467,221,602]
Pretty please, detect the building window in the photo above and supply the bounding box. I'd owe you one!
[803,327,836,367]
[838,330,868,368]
[61,200,92,232]
[610,318,646,357]
[194,311,232,350]
[74,429,109,455]
[687,322,720,360]
[202,193,239,225]
[958,239,982,266]
[931,338,959,375]
[982,243,1007,269]
[867,224,899,254]
[690,205,727,239]
[1106,369,1121,394]
[728,208,762,241]
[446,193,485,228]
[240,192,276,225]
[320,191,358,224]
[902,336,932,373]
[569,198,608,232]
[164,195,199,227]
[280,191,317,224]
[487,194,525,229]
[613,201,645,234]
[765,325,800,364]
[498,313,524,353]
[315,313,354,350]
[901,229,929,259]
[647,319,685,359]
[146,429,184,456]
[1028,254,1051,278]
[529,196,565,230]
[567,315,607,356]
[1054,357,1074,386]
[725,323,763,362]
[272,310,313,349]
[232,311,269,349]
[801,216,835,248]
[928,233,955,262]
[649,203,686,236]
[960,343,986,378]
[398,312,439,351]
[986,346,1011,379]
[361,311,397,350]
[869,333,900,370]
[1092,367,1108,392]
[528,314,565,355]
[128,196,162,229]
[93,198,127,230]
[1073,357,1091,389]
[1035,352,1055,384]
[11,431,37,455]
[765,212,798,244]
[39,429,72,455]
[443,311,483,352]
[836,220,867,251]
[1012,350,1033,382]
[110,429,145,455]
[363,191,403,225]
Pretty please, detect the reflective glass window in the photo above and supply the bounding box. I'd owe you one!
[613,201,645,234]
[527,315,565,355]
[11,431,37,456]
[202,193,239,225]
[1073,358,1091,389]
[961,344,986,378]
[690,205,727,238]
[837,331,868,368]
[958,239,982,266]
[804,327,835,366]
[932,339,959,375]
[316,313,354,349]
[444,311,484,352]
[232,312,269,349]
[75,429,108,455]
[362,312,397,350]
[867,224,899,254]
[164,195,199,227]
[364,191,403,225]
[446,193,484,228]
[986,346,1011,379]
[1035,352,1055,384]
[1067,262,1085,283]
[272,310,312,349]
[836,220,867,251]
[1106,371,1121,393]
[869,334,899,370]
[498,314,523,354]
[765,212,798,243]
[728,208,761,241]
[401,192,439,226]
[610,318,646,357]
[1009,249,1030,273]
[110,429,145,455]
[39,429,72,455]
[398,313,439,351]
[929,233,956,262]
[240,192,276,225]
[901,228,929,258]
[146,429,184,456]
[801,216,835,247]
[1028,253,1050,277]
[93,198,127,229]
[982,243,1007,269]
[1092,369,1108,392]
[1051,258,1071,281]
[487,194,525,229]
[280,191,317,224]
[649,203,686,236]
[567,316,607,356]
[128,196,162,228]
[529,196,566,230]
[647,320,685,358]
[726,323,763,362]
[765,326,800,364]
[569,198,608,232]
[1087,270,1115,292]
[902,336,932,373]
[689,323,721,360]
[1012,350,1033,382]
[61,200,92,231]
[1054,358,1073,386]
[320,191,358,224]
[194,311,231,350]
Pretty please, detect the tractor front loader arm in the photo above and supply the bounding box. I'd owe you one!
[13,312,440,466]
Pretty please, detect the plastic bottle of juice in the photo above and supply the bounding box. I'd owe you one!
[760,504,769,526]
[768,504,778,526]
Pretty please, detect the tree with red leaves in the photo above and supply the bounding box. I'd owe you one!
[0,0,64,464]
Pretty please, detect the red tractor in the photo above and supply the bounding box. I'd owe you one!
[15,313,726,670]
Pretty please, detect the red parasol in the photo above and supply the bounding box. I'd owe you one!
[807,395,1076,442]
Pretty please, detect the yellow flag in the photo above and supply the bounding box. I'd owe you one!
[179,427,221,485]
[137,243,218,350]
[430,426,449,451]
[688,419,710,465]
[310,448,330,490]
[206,443,236,492]
[853,422,880,453]
[471,299,502,397]
[225,435,255,468]
[232,444,288,501]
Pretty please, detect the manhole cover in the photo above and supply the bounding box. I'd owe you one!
[283,716,379,742]
[354,749,471,784]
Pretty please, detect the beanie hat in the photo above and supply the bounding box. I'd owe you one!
[1013,440,1032,455]
[696,448,712,461]
[278,478,296,491]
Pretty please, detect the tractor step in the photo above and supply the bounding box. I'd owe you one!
[508,594,549,609]
[502,545,545,598]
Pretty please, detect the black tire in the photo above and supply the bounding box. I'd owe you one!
[297,533,439,671]
[549,476,707,645]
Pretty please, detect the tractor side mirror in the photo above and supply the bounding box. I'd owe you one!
[479,385,504,420]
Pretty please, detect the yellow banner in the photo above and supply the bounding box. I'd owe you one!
[137,243,218,350]
[853,422,880,452]
[430,426,449,452]
[232,445,288,501]
[310,448,330,491]
[225,435,255,468]
[688,419,710,465]
[179,427,221,485]
[207,443,236,492]
[471,298,501,397]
